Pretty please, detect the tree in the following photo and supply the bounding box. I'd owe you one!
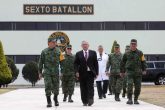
[111,40,117,53]
[0,41,12,87]
[6,56,19,83]
[22,61,39,87]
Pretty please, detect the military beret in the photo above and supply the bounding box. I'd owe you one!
[131,39,137,44]
[66,44,72,48]
[114,44,120,48]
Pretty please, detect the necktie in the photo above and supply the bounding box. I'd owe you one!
[100,54,102,58]
[85,51,88,61]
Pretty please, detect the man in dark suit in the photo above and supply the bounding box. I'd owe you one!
[74,41,98,106]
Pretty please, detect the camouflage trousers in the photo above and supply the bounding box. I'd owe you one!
[108,77,112,94]
[127,74,142,98]
[122,76,127,89]
[110,74,123,94]
[43,74,59,96]
[62,75,75,95]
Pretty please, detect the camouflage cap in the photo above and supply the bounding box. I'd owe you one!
[66,44,72,48]
[126,45,130,48]
[130,39,137,44]
[114,43,120,48]
[48,38,56,42]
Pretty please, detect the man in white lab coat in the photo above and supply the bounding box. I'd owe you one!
[96,45,109,99]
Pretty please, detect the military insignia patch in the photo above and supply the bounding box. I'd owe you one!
[49,32,70,52]
[141,54,145,61]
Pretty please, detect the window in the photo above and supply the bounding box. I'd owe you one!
[59,22,81,30]
[15,55,25,64]
[0,22,12,30]
[149,22,165,30]
[6,55,40,64]
[80,22,101,30]
[16,22,36,30]
[155,62,165,69]
[0,21,165,30]
[104,22,124,30]
[125,22,145,30]
[147,62,154,68]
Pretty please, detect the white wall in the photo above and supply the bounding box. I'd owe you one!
[0,0,165,21]
[0,31,165,55]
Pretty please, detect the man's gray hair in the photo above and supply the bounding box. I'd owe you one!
[98,45,103,48]
[81,40,89,45]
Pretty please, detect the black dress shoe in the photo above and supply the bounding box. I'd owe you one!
[83,103,88,106]
[103,94,106,98]
[99,97,102,99]
[68,99,74,103]
[88,99,94,106]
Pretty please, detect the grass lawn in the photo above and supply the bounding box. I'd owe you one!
[0,88,16,94]
[140,85,165,108]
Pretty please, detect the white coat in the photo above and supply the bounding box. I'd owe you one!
[96,52,109,81]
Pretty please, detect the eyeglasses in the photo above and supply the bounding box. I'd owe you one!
[67,48,72,50]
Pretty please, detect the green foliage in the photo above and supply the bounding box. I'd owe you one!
[6,56,19,83]
[0,41,12,85]
[22,61,39,87]
[111,40,117,53]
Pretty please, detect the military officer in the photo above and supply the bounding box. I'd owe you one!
[122,45,130,98]
[61,44,75,103]
[106,44,123,101]
[38,37,65,107]
[120,39,147,105]
[96,45,109,99]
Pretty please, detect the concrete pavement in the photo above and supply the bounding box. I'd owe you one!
[0,87,164,110]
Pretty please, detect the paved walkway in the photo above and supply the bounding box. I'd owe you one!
[0,88,164,110]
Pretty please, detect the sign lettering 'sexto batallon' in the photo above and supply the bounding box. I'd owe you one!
[24,4,94,15]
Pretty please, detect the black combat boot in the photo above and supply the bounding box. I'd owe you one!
[46,96,52,107]
[134,96,140,104]
[68,95,74,103]
[54,95,59,106]
[122,88,126,98]
[63,94,68,102]
[126,94,133,105]
[115,93,121,101]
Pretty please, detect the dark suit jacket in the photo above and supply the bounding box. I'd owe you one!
[74,50,98,79]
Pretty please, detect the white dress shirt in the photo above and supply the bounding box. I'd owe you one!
[96,52,109,81]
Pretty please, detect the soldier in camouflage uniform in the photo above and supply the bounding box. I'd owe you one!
[122,45,130,98]
[38,37,65,107]
[120,39,147,105]
[61,45,75,103]
[106,44,123,101]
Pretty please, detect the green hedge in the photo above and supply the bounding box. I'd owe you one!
[0,41,12,85]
